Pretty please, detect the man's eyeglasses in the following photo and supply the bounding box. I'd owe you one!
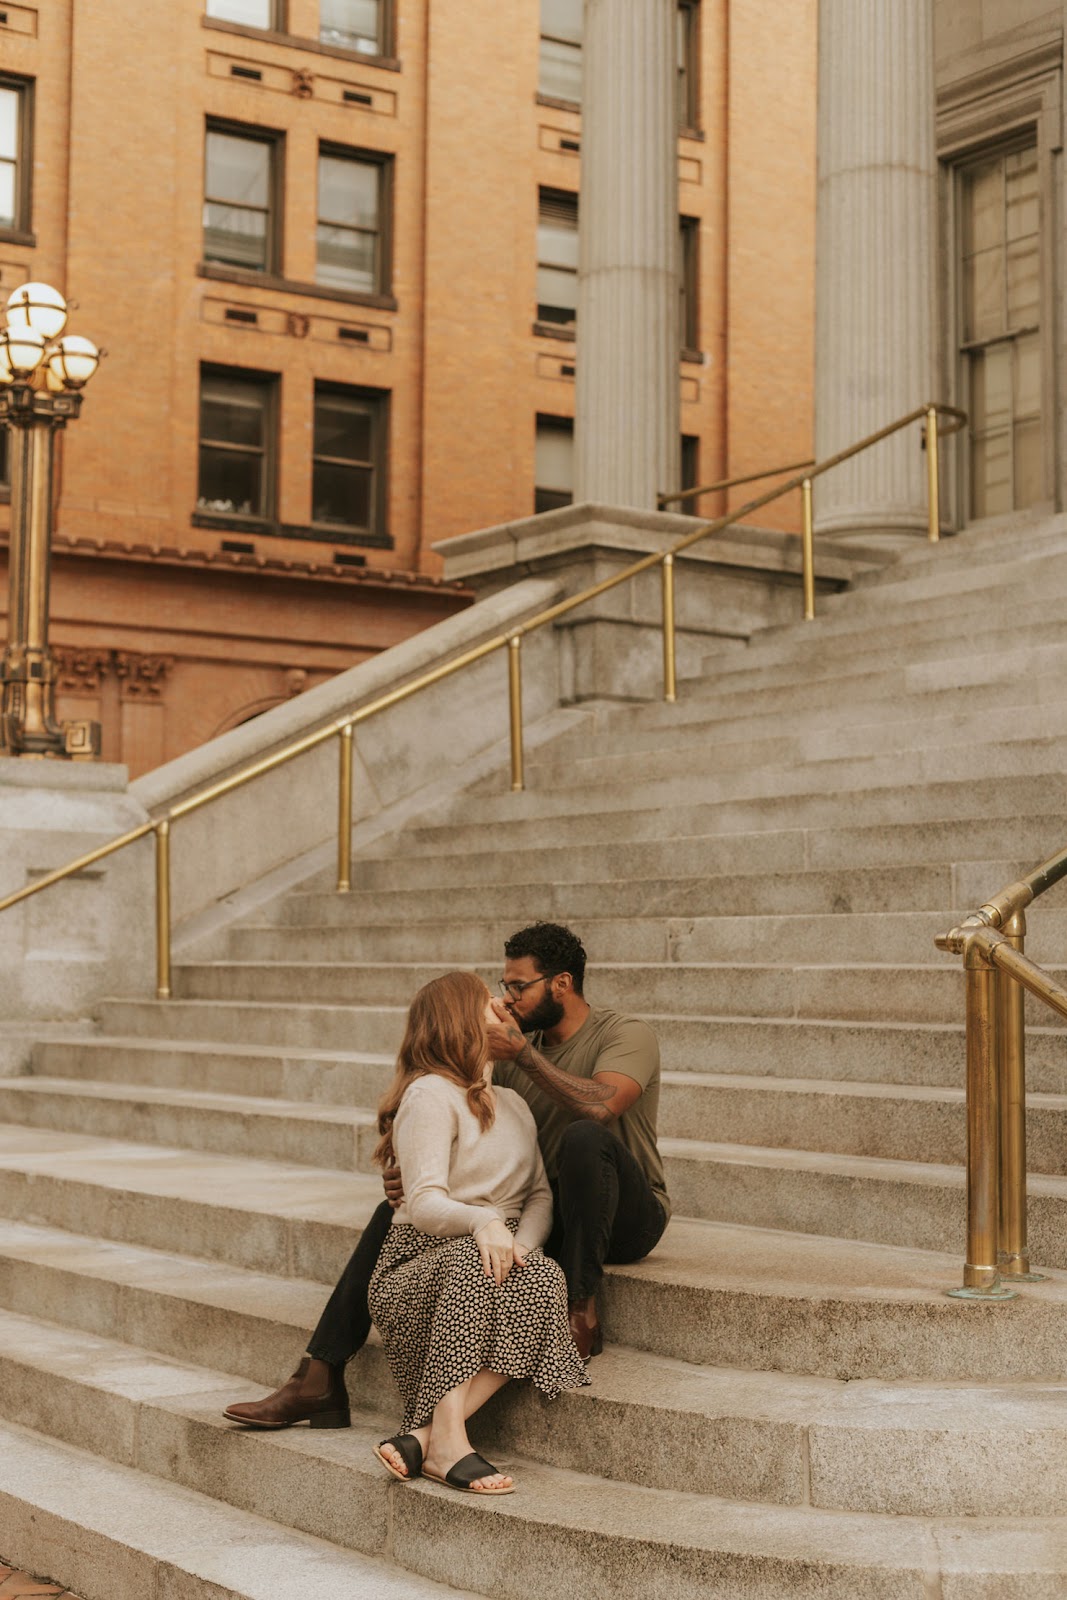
[497,975,553,1001]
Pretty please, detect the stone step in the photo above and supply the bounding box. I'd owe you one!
[9,1070,1067,1178]
[432,739,1067,826]
[31,1035,394,1103]
[287,813,1067,897]
[81,998,996,1087]
[0,1417,486,1600]
[169,958,1067,1031]
[3,1123,1067,1381]
[227,907,1067,971]
[660,1138,1067,1264]
[544,652,1067,762]
[230,860,989,929]
[1,1277,1067,1535]
[7,1334,1066,1600]
[695,607,1067,698]
[407,770,1066,845]
[521,703,1067,792]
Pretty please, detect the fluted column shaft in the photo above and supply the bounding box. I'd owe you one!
[814,0,937,538]
[575,0,679,510]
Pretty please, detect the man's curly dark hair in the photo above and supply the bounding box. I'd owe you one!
[503,922,587,995]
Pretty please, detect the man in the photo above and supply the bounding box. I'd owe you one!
[224,921,669,1431]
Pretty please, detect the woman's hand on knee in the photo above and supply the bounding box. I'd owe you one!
[474,1219,514,1286]
[512,1242,530,1270]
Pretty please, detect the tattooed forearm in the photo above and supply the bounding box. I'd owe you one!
[513,1040,616,1122]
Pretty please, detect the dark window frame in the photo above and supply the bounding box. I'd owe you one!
[677,0,700,133]
[311,380,391,547]
[680,214,700,353]
[196,363,279,526]
[534,413,574,514]
[0,73,34,242]
[316,141,393,297]
[537,187,579,330]
[203,117,285,277]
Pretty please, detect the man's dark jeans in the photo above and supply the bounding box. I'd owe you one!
[307,1121,667,1366]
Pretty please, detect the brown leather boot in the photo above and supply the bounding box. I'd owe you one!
[568,1296,604,1361]
[223,1356,350,1429]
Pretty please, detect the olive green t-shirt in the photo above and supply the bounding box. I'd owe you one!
[495,1007,670,1220]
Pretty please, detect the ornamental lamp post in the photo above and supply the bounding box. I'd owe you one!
[0,281,102,758]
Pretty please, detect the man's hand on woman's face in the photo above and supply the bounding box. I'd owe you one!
[486,998,527,1062]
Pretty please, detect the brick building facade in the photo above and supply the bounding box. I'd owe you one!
[0,0,817,776]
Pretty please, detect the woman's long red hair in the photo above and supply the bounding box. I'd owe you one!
[374,970,494,1166]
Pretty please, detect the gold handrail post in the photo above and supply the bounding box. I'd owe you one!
[948,938,1015,1299]
[925,405,941,543]
[801,477,815,621]
[661,553,677,703]
[507,635,524,792]
[996,909,1045,1281]
[337,723,353,893]
[155,819,172,1001]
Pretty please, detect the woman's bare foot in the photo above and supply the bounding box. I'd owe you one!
[378,1423,430,1478]
[424,1426,512,1492]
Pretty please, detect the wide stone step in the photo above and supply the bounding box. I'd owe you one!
[8,1333,1066,1599]
[9,1070,1067,1179]
[0,1417,485,1600]
[543,653,1067,763]
[0,1078,381,1171]
[410,770,1066,844]
[3,1124,1066,1381]
[275,812,1067,896]
[31,1035,394,1102]
[660,1137,1067,1262]
[1,1284,1067,1542]
[229,861,976,928]
[169,958,1067,1031]
[438,739,1067,826]
[521,703,1067,791]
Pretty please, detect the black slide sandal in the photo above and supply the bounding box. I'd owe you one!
[423,1450,515,1495]
[373,1433,424,1482]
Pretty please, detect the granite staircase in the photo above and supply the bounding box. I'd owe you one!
[3,513,1067,1597]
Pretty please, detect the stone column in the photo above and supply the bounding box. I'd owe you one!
[574,0,679,510]
[814,0,938,541]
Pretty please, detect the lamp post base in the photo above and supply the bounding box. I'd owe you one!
[0,713,101,760]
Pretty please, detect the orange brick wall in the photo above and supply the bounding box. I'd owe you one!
[0,0,817,774]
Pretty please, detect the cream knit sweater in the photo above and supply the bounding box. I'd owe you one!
[391,1073,553,1249]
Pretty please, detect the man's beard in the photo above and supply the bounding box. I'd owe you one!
[517,990,566,1034]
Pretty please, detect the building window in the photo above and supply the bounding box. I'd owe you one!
[0,76,32,235]
[677,1,700,130]
[680,216,699,351]
[197,368,277,520]
[958,141,1042,518]
[535,415,573,513]
[313,383,388,539]
[681,434,699,498]
[539,2,697,122]
[205,0,279,27]
[537,190,578,329]
[317,147,390,293]
[203,123,281,274]
[320,0,386,54]
[540,0,582,103]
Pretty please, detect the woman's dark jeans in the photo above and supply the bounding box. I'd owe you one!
[306,1122,666,1364]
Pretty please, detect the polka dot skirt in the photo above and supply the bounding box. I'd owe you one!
[369,1218,590,1432]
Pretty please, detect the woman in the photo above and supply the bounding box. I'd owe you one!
[368,970,588,1495]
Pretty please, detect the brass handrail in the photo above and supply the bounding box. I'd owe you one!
[657,458,816,510]
[936,842,1067,1300]
[0,400,965,1000]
